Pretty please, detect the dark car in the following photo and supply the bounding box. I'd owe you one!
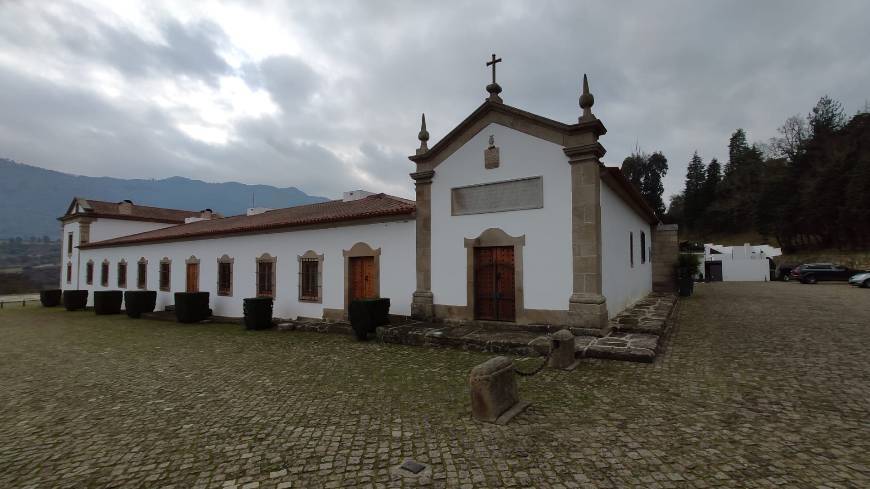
[777,264,796,281]
[797,263,859,284]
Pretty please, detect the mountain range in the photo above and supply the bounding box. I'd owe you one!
[0,158,328,239]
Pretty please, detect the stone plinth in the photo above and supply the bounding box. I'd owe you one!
[548,329,579,370]
[469,356,529,424]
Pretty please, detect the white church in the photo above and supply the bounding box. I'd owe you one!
[59,62,675,333]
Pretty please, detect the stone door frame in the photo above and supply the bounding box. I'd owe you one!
[464,228,525,323]
[342,242,381,312]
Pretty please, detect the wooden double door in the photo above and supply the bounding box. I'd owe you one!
[474,246,515,322]
[349,256,376,301]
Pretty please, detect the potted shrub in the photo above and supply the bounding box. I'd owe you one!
[62,290,88,311]
[174,292,211,323]
[349,297,391,341]
[243,296,274,330]
[677,253,701,297]
[93,290,123,314]
[124,290,157,318]
[40,289,62,307]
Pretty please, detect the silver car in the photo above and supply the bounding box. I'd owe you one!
[848,272,870,288]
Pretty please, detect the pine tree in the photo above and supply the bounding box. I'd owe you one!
[726,129,749,176]
[683,151,707,229]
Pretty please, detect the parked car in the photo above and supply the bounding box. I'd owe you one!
[796,263,861,284]
[777,264,797,281]
[789,264,806,281]
[848,272,870,288]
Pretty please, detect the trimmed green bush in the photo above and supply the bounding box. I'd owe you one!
[124,290,157,318]
[243,297,274,330]
[94,291,123,315]
[349,298,390,341]
[62,290,88,311]
[40,289,62,307]
[174,292,211,323]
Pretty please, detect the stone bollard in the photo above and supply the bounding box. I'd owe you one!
[548,329,580,370]
[469,356,531,425]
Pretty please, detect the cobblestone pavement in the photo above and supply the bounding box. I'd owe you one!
[1,282,868,488]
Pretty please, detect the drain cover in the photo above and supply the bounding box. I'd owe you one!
[400,460,426,474]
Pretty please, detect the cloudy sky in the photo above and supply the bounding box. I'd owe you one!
[1,1,868,201]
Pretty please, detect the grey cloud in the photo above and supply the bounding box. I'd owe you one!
[256,56,320,111]
[1,0,870,202]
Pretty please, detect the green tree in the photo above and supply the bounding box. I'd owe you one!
[682,151,707,229]
[809,95,847,136]
[620,150,669,217]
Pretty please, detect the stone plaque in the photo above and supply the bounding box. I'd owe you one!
[451,177,543,216]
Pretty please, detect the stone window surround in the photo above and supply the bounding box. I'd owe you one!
[86,260,94,285]
[185,255,200,292]
[464,228,525,323]
[298,250,324,303]
[342,242,381,312]
[255,253,277,298]
[66,261,72,283]
[100,259,110,287]
[159,257,171,292]
[67,232,73,256]
[117,259,127,289]
[216,255,234,297]
[137,258,147,290]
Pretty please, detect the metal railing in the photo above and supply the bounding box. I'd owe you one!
[0,298,41,308]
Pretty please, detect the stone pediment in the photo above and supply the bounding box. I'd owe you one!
[409,100,606,171]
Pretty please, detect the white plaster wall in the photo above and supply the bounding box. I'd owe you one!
[600,183,652,318]
[709,257,770,281]
[429,123,573,311]
[76,219,415,318]
[89,219,176,243]
[60,218,180,291]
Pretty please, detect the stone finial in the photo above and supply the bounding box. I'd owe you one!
[486,53,503,103]
[579,74,595,121]
[416,113,429,155]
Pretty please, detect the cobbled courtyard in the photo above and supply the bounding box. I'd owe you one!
[1,282,868,488]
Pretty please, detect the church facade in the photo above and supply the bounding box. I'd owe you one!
[60,69,672,330]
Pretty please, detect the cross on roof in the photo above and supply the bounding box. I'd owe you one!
[486,53,502,84]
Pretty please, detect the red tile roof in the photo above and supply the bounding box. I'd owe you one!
[80,194,416,249]
[61,198,203,224]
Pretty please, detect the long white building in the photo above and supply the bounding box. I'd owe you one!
[60,73,676,331]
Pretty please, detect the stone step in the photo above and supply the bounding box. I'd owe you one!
[575,333,659,363]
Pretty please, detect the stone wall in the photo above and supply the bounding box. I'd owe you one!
[652,224,679,292]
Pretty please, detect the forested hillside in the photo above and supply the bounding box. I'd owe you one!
[665,96,870,251]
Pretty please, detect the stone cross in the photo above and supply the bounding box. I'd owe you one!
[486,54,502,85]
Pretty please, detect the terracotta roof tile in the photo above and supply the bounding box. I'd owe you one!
[62,198,203,224]
[80,194,416,249]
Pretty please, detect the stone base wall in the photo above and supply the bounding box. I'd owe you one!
[652,224,679,292]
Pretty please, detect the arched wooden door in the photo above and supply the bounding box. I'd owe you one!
[474,246,515,321]
[348,256,376,301]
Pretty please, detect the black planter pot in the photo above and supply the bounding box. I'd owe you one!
[174,292,211,323]
[349,298,391,341]
[243,297,274,330]
[124,290,157,318]
[678,276,694,297]
[40,289,62,307]
[62,290,88,311]
[93,291,123,315]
